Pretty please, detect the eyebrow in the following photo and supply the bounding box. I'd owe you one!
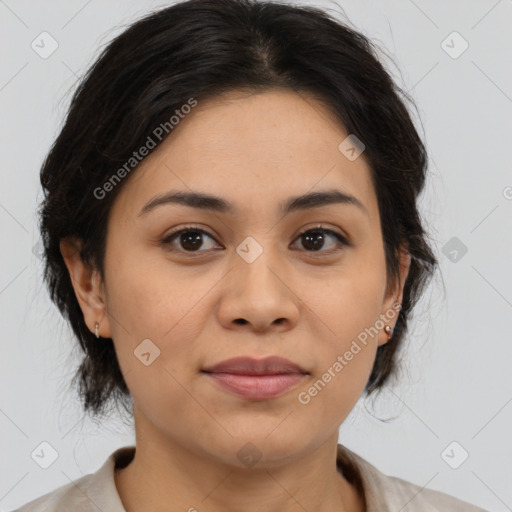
[138,189,367,217]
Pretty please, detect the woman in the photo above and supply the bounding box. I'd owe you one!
[13,0,488,510]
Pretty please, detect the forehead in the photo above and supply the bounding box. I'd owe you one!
[110,89,377,222]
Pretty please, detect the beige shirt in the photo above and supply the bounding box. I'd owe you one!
[12,444,489,511]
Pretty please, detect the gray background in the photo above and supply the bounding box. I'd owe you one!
[1,0,511,510]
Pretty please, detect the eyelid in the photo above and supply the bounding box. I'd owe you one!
[161,223,350,254]
[295,224,349,244]
[161,224,219,247]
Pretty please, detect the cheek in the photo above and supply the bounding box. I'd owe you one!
[294,258,386,411]
[103,230,387,438]
[103,257,213,426]
[303,258,387,345]
[105,243,214,338]
[294,302,381,432]
[103,247,225,393]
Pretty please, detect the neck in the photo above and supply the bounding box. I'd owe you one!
[114,432,365,512]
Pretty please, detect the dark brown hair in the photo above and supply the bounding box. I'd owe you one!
[38,0,438,419]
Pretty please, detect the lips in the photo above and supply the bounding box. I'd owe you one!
[201,356,308,400]
[201,356,308,376]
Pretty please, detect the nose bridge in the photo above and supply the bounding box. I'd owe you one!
[223,233,299,325]
[234,233,285,295]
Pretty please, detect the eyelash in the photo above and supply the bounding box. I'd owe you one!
[160,224,349,257]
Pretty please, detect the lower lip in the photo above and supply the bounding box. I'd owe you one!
[203,372,307,400]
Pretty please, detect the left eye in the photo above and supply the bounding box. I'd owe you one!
[292,227,348,253]
[161,226,348,254]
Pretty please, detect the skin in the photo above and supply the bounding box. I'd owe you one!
[61,89,410,512]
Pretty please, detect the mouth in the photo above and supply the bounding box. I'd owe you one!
[201,356,309,400]
[202,372,308,400]
[202,355,308,375]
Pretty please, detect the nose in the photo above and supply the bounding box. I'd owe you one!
[217,248,300,334]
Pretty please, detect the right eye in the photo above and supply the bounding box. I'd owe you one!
[161,226,221,254]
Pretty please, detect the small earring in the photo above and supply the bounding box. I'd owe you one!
[94,322,100,339]
[384,325,393,340]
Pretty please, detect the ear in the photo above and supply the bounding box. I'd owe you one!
[378,243,411,347]
[60,237,112,339]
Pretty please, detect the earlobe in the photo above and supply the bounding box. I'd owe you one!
[378,244,411,346]
[60,237,112,338]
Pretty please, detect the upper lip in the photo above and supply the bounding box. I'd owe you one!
[202,356,308,375]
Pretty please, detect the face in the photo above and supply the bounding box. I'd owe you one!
[62,89,410,468]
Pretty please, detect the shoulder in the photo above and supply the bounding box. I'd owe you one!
[336,444,490,512]
[9,473,97,512]
[373,472,489,511]
[9,446,135,512]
